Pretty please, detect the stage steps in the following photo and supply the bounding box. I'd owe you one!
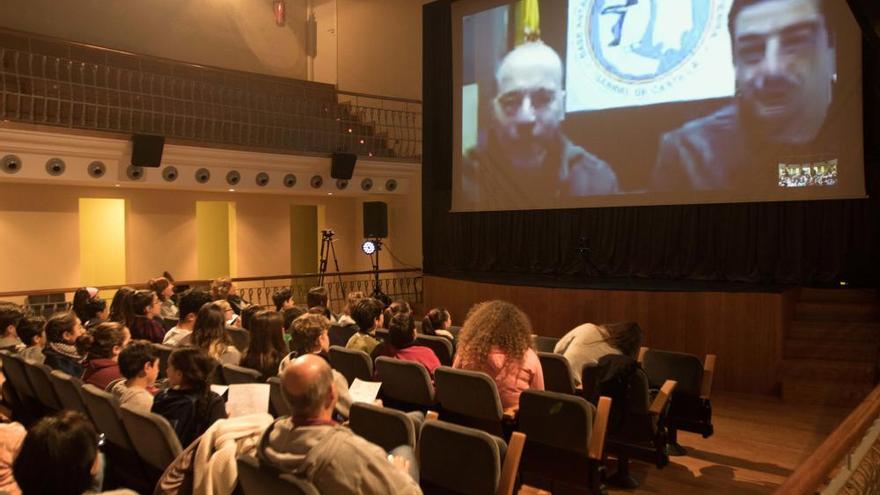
[781,288,880,407]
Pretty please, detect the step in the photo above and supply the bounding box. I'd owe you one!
[794,301,880,322]
[784,339,880,362]
[788,321,880,341]
[782,359,877,382]
[782,377,874,407]
[799,288,880,303]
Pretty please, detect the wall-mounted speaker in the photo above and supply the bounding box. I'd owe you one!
[331,152,357,180]
[2,155,22,174]
[226,171,241,186]
[361,178,373,191]
[131,134,165,168]
[336,179,349,190]
[87,161,106,178]
[363,202,388,238]
[256,172,270,187]
[283,174,297,188]
[385,179,398,192]
[195,168,211,184]
[45,158,66,176]
[162,166,179,182]
[126,165,144,181]
[310,175,323,188]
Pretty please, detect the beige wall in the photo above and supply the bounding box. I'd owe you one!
[0,0,309,79]
[0,181,419,293]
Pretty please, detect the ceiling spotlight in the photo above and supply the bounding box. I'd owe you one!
[273,0,286,26]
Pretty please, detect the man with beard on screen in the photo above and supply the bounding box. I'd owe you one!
[652,0,837,192]
[461,41,619,209]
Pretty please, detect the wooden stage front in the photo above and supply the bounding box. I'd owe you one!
[423,275,797,396]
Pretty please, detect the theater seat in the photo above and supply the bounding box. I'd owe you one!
[267,376,292,418]
[375,356,437,411]
[119,404,183,480]
[536,352,576,395]
[48,370,89,416]
[349,402,423,451]
[23,361,62,411]
[328,345,373,385]
[414,334,454,366]
[152,344,174,379]
[223,363,263,384]
[532,335,559,354]
[434,366,508,437]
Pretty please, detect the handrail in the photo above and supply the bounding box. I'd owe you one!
[775,384,880,494]
[0,268,422,298]
[336,90,422,105]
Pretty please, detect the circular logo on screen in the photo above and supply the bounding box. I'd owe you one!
[576,0,716,82]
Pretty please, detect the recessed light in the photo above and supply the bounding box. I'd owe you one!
[114,184,120,187]
[328,192,333,195]
[228,188,235,192]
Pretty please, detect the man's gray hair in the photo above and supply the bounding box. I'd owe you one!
[281,361,334,418]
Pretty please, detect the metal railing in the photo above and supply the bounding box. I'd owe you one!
[0,269,423,317]
[0,28,421,161]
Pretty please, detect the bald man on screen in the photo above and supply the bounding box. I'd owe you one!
[462,42,619,209]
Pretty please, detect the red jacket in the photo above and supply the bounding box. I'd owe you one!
[82,358,122,390]
[131,316,166,343]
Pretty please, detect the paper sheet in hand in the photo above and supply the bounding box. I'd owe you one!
[210,384,229,396]
[226,383,270,417]
[349,379,382,404]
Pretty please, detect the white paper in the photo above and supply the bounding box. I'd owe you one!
[226,383,270,417]
[210,385,229,396]
[349,379,382,404]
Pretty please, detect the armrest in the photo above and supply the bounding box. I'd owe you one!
[587,396,611,461]
[648,380,677,415]
[518,486,551,495]
[503,406,518,421]
[637,346,649,364]
[497,431,525,495]
[700,354,716,400]
[425,410,439,422]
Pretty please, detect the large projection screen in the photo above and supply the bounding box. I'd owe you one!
[451,0,865,212]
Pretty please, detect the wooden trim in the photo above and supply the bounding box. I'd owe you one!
[425,410,439,422]
[649,380,677,415]
[498,431,525,495]
[588,396,612,461]
[701,354,717,400]
[776,384,880,495]
[638,346,649,363]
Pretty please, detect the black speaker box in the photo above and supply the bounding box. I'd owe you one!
[131,135,165,168]
[331,152,357,180]
[363,201,388,238]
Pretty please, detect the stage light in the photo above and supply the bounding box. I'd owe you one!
[361,240,377,255]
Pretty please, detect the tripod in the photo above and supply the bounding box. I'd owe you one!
[576,237,602,277]
[318,230,343,288]
[367,238,389,303]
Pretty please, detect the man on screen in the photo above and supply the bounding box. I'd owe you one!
[652,0,837,192]
[462,41,618,208]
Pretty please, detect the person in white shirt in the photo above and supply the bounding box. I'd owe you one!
[554,322,643,386]
[163,289,213,346]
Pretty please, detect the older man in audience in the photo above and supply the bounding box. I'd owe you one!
[258,354,422,494]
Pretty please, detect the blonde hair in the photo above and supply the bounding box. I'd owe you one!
[457,300,533,372]
[210,277,233,300]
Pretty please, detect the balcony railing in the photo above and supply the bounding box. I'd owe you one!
[0,269,423,317]
[0,28,421,161]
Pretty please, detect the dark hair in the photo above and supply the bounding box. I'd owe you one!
[306,286,329,309]
[422,307,451,336]
[210,277,234,300]
[241,310,287,378]
[283,305,309,332]
[343,291,365,316]
[45,312,78,344]
[351,298,384,333]
[388,312,416,349]
[308,305,333,321]
[75,321,127,359]
[0,302,24,337]
[728,0,833,47]
[13,410,98,495]
[192,303,231,352]
[601,322,644,358]
[118,340,157,379]
[240,304,263,331]
[83,297,107,324]
[71,288,93,324]
[149,277,172,302]
[17,316,46,346]
[131,290,157,320]
[167,348,218,419]
[272,288,293,312]
[289,313,330,355]
[178,289,213,321]
[383,300,411,327]
[108,287,135,326]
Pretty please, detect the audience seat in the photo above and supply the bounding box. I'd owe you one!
[267,376,292,418]
[119,404,184,481]
[582,362,677,488]
[328,323,359,348]
[375,356,437,412]
[0,351,39,419]
[414,334,455,366]
[48,370,89,416]
[328,345,373,385]
[536,352,576,395]
[434,366,508,437]
[152,344,174,379]
[22,361,62,411]
[517,390,611,494]
[349,402,422,451]
[532,336,559,354]
[447,326,462,339]
[419,419,524,495]
[222,363,263,384]
[641,347,716,454]
[236,454,320,495]
[374,328,390,342]
[226,326,250,353]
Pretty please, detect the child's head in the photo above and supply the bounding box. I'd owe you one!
[118,340,159,385]
[75,322,129,360]
[45,312,84,345]
[131,290,159,318]
[17,316,46,348]
[0,302,24,339]
[166,348,217,389]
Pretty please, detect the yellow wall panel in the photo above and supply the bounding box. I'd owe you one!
[79,198,126,286]
[196,201,235,279]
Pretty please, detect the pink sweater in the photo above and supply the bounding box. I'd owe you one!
[394,345,442,376]
[454,347,544,409]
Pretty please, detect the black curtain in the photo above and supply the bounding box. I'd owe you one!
[422,2,880,287]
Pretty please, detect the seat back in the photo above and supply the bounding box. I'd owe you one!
[349,402,418,451]
[81,384,134,450]
[414,334,454,366]
[267,376,292,418]
[328,346,373,385]
[533,335,559,353]
[375,356,436,409]
[447,326,462,339]
[0,352,35,400]
[23,361,62,410]
[226,326,250,353]
[223,363,263,384]
[537,352,576,395]
[236,455,320,495]
[374,328,390,341]
[48,370,89,415]
[518,390,593,455]
[120,404,183,471]
[642,349,703,396]
[434,366,504,435]
[328,323,358,348]
[419,419,506,495]
[152,344,173,379]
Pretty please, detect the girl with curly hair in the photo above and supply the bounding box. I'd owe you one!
[453,300,544,409]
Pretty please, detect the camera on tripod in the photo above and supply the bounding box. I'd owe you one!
[321,229,335,238]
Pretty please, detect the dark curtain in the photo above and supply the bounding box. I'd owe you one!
[422,2,880,287]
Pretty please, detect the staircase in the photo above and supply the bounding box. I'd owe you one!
[781,288,880,407]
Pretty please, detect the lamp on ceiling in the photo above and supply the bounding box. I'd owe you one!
[273,0,286,26]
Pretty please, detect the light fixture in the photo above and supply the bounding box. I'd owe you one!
[273,0,286,26]
[228,188,235,192]
[361,240,378,255]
